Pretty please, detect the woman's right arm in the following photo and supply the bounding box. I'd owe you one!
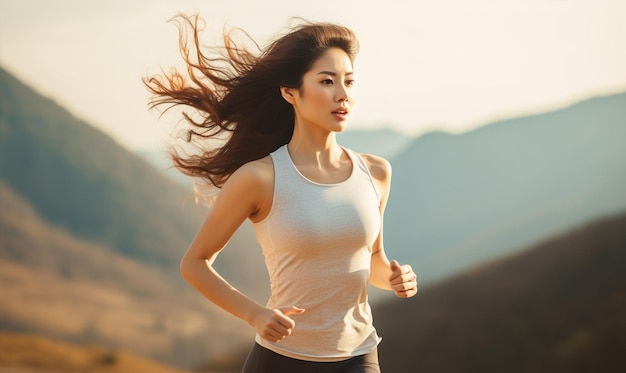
[179,159,303,343]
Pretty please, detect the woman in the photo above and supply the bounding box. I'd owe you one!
[145,14,418,373]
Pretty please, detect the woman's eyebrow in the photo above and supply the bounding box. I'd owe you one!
[316,71,355,76]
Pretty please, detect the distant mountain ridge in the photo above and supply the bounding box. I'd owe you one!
[374,209,626,372]
[336,127,412,158]
[0,66,265,369]
[0,66,203,267]
[385,91,626,283]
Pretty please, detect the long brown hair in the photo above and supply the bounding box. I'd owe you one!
[144,14,359,189]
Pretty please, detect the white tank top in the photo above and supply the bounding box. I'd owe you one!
[252,144,382,361]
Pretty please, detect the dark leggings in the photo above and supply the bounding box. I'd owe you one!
[242,343,381,373]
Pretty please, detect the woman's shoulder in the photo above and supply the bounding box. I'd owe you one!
[356,152,392,183]
[229,155,274,186]
[218,156,274,219]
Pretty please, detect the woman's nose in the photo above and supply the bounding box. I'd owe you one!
[336,84,350,102]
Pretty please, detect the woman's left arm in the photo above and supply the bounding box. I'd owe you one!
[363,154,418,298]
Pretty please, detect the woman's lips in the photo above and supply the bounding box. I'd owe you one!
[332,108,349,120]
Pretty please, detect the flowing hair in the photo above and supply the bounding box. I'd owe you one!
[143,14,359,192]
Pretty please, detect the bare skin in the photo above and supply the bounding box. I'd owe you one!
[180,48,418,344]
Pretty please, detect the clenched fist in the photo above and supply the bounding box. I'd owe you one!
[389,260,418,298]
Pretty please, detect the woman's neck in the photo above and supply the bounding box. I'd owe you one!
[287,124,344,170]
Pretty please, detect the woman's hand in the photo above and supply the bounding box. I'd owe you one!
[389,260,418,298]
[251,306,305,343]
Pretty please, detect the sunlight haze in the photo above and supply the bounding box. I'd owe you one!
[1,0,624,150]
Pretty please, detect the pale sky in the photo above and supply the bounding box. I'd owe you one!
[1,0,625,150]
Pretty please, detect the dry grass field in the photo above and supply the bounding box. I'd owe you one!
[0,182,252,369]
[0,332,227,373]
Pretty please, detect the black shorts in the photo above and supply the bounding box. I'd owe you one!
[242,343,381,373]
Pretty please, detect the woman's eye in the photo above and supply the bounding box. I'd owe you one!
[321,79,334,85]
[345,79,356,86]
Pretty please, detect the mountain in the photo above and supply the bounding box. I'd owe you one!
[373,209,626,373]
[336,127,412,159]
[0,66,269,370]
[0,179,254,370]
[136,148,194,188]
[0,66,204,267]
[385,92,626,283]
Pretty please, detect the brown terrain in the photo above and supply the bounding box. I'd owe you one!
[0,332,222,373]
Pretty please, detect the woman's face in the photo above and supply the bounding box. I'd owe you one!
[287,47,355,133]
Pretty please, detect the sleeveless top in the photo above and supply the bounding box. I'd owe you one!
[252,144,382,362]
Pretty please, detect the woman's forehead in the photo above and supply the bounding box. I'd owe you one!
[309,48,354,74]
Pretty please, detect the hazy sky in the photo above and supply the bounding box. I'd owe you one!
[1,0,625,150]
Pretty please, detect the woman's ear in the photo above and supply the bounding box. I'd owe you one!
[280,86,296,105]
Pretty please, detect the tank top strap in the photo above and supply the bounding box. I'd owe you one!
[344,148,381,204]
[269,145,291,180]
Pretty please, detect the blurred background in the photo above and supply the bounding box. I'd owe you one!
[1,0,625,372]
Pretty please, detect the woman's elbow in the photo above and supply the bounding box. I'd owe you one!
[179,255,194,283]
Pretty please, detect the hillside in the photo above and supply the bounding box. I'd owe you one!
[0,332,208,373]
[0,180,253,369]
[0,66,204,267]
[385,91,626,283]
[0,67,268,370]
[0,66,269,296]
[373,210,626,373]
